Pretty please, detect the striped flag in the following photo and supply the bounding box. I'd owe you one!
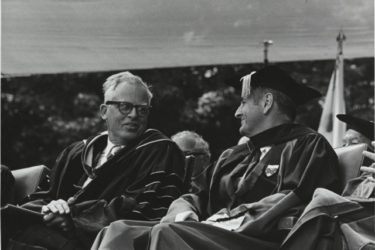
[318,34,346,147]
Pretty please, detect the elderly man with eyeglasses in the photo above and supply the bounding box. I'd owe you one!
[5,72,186,250]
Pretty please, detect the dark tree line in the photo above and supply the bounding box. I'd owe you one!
[1,58,373,169]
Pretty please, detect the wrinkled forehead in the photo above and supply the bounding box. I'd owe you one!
[105,82,150,104]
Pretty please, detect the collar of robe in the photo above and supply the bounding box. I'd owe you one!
[247,123,314,149]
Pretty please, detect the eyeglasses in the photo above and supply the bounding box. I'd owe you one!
[105,101,151,116]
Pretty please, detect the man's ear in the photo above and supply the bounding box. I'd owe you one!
[263,93,273,114]
[99,104,108,120]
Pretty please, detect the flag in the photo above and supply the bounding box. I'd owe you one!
[318,51,346,148]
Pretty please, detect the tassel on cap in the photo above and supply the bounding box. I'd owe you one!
[240,71,256,98]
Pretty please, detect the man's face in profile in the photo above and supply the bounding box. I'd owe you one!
[235,95,264,137]
[100,82,150,145]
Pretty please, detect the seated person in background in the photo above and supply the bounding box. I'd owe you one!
[5,72,186,250]
[282,144,375,250]
[91,65,340,250]
[336,115,375,199]
[342,141,375,199]
[171,130,211,192]
[336,114,374,151]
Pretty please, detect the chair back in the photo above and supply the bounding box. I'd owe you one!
[334,143,367,191]
[11,165,50,203]
[184,155,196,191]
[277,143,368,232]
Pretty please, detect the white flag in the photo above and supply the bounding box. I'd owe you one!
[318,53,346,147]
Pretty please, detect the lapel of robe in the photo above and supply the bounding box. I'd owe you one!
[209,145,250,195]
[210,144,250,186]
[234,143,286,198]
[207,144,253,212]
[74,139,140,203]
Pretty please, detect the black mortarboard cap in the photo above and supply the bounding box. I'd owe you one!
[336,114,374,140]
[241,65,322,105]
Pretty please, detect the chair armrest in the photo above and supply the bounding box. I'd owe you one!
[11,165,50,203]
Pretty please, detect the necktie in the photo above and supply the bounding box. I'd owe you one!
[236,148,261,192]
[106,145,122,161]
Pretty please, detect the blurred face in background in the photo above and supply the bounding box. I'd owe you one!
[343,129,373,150]
[100,82,150,145]
[172,134,211,177]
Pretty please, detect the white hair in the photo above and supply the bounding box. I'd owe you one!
[171,130,211,158]
[102,71,153,104]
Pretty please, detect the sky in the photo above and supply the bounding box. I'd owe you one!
[2,0,374,75]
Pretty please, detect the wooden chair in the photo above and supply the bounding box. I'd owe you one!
[183,155,196,192]
[11,165,50,204]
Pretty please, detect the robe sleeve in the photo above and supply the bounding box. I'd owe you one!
[69,141,186,237]
[21,141,84,212]
[281,134,341,201]
[162,148,235,222]
[125,142,186,221]
[160,193,206,223]
[233,134,340,237]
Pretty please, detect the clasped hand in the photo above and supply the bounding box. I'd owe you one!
[361,142,375,174]
[42,199,74,232]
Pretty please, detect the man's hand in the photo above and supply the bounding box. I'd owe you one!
[42,199,70,215]
[174,211,199,222]
[360,141,375,174]
[160,211,199,223]
[43,213,74,231]
[42,199,74,231]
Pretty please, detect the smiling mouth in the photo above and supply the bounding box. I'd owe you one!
[123,123,139,130]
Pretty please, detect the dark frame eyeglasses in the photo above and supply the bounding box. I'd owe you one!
[105,101,151,116]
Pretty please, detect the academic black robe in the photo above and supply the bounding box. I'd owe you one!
[92,124,341,250]
[11,129,186,249]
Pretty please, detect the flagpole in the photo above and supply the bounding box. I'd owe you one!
[336,30,346,56]
[333,30,346,147]
[263,40,273,66]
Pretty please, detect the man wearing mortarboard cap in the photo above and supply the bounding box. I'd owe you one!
[336,114,375,199]
[91,66,340,250]
[336,114,374,151]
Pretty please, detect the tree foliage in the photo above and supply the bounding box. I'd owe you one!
[1,58,373,169]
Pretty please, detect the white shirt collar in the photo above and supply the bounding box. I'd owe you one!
[104,138,126,156]
[103,139,117,157]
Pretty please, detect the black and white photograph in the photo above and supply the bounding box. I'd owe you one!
[1,0,374,249]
